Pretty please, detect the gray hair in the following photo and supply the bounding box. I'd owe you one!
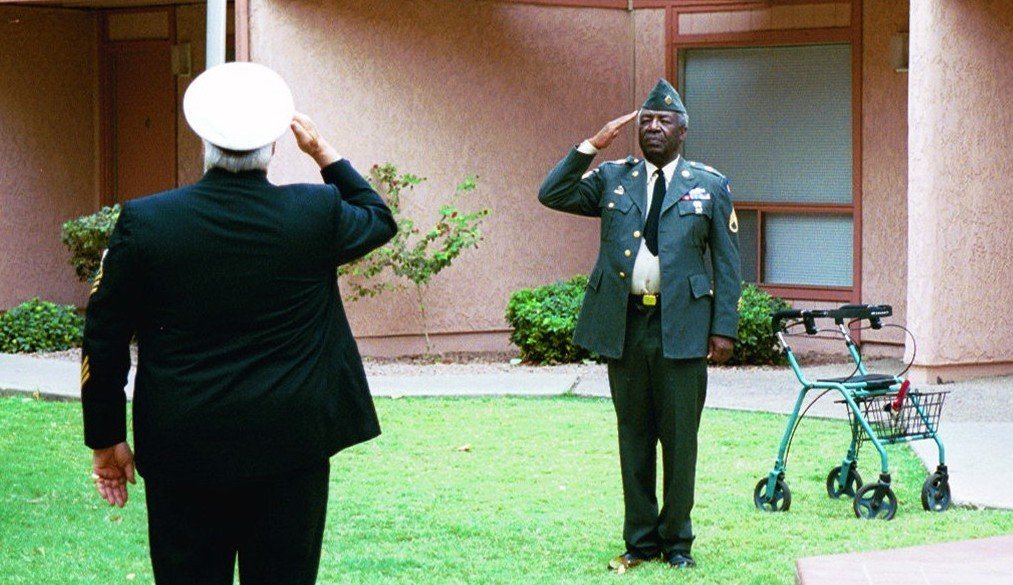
[203,141,273,173]
[638,110,689,129]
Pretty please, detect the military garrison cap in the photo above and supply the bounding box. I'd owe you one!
[641,78,686,114]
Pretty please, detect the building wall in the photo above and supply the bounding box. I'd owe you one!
[251,0,664,354]
[860,0,909,348]
[175,4,209,187]
[906,0,1013,381]
[0,7,97,310]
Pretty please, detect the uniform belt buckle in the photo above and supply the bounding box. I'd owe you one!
[642,294,657,307]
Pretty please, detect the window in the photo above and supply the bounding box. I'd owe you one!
[681,44,854,294]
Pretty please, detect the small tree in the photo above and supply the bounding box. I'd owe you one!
[339,164,491,355]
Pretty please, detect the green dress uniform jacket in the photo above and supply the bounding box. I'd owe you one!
[81,160,397,483]
[538,148,741,358]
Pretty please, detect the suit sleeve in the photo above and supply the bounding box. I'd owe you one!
[321,160,398,266]
[708,177,742,340]
[81,204,139,449]
[537,148,604,217]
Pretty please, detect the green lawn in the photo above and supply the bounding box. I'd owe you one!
[1,395,1010,584]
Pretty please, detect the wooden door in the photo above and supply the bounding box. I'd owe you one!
[108,43,176,203]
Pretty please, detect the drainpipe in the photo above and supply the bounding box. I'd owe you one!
[207,0,227,68]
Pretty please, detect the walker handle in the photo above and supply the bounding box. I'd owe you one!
[771,309,802,332]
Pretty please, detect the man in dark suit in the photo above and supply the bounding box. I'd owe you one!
[539,79,741,571]
[82,62,396,584]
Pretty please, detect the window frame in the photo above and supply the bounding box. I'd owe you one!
[667,1,862,304]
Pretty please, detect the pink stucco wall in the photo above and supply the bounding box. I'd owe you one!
[0,7,97,310]
[906,0,1013,382]
[859,0,909,350]
[251,0,663,354]
[175,4,209,187]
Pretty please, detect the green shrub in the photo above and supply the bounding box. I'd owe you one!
[505,275,596,365]
[61,205,120,282]
[726,283,791,366]
[0,298,84,353]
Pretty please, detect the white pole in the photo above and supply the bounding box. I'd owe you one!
[206,0,227,68]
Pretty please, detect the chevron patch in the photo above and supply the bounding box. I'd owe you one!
[81,355,91,387]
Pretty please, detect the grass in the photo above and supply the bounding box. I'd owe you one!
[1,395,1011,584]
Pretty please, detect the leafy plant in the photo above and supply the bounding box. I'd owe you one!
[726,283,791,366]
[61,205,120,282]
[505,275,597,365]
[0,298,84,353]
[339,164,491,354]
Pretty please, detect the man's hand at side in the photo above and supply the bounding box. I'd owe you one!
[588,111,639,150]
[708,336,734,364]
[291,112,341,168]
[92,442,136,508]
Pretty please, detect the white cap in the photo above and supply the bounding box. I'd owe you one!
[183,62,295,151]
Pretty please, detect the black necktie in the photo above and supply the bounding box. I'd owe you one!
[645,169,665,255]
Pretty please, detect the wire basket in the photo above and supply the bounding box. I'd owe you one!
[846,391,948,442]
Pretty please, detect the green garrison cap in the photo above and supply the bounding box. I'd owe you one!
[641,78,686,113]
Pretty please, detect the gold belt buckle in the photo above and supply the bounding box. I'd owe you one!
[642,294,657,307]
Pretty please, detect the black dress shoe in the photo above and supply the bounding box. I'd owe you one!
[666,552,696,569]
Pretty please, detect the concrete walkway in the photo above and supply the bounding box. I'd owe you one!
[2,352,1010,509]
[796,534,1013,585]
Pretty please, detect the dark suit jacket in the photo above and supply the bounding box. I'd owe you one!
[81,160,397,483]
[539,149,741,360]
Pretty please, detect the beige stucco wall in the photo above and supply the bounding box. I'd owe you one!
[0,7,97,310]
[860,0,909,349]
[907,0,1013,382]
[251,0,663,354]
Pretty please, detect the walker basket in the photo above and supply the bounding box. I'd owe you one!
[847,390,948,443]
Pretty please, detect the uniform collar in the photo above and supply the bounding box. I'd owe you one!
[200,167,270,183]
[643,155,681,184]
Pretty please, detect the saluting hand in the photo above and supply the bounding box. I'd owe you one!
[291,112,341,168]
[588,110,639,150]
[91,442,136,508]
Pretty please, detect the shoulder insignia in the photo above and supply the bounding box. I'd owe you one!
[604,155,639,167]
[687,160,726,178]
[729,208,739,234]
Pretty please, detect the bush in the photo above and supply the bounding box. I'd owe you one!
[0,298,84,353]
[727,283,791,366]
[505,275,596,365]
[61,205,120,282]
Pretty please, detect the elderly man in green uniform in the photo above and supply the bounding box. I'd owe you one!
[538,79,741,571]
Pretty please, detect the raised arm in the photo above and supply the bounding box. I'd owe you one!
[291,112,397,265]
[538,111,638,217]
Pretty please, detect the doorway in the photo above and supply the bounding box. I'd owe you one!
[100,8,177,204]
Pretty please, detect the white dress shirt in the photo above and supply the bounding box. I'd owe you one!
[576,141,679,295]
[631,157,679,294]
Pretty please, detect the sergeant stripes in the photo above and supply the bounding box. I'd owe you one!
[81,355,91,387]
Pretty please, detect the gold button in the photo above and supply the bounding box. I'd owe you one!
[624,249,632,257]
[619,271,626,279]
[608,202,615,209]
[633,230,641,238]
[632,171,639,178]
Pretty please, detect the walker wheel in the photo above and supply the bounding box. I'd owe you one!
[826,465,863,499]
[921,472,951,512]
[753,477,791,512]
[853,483,897,520]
